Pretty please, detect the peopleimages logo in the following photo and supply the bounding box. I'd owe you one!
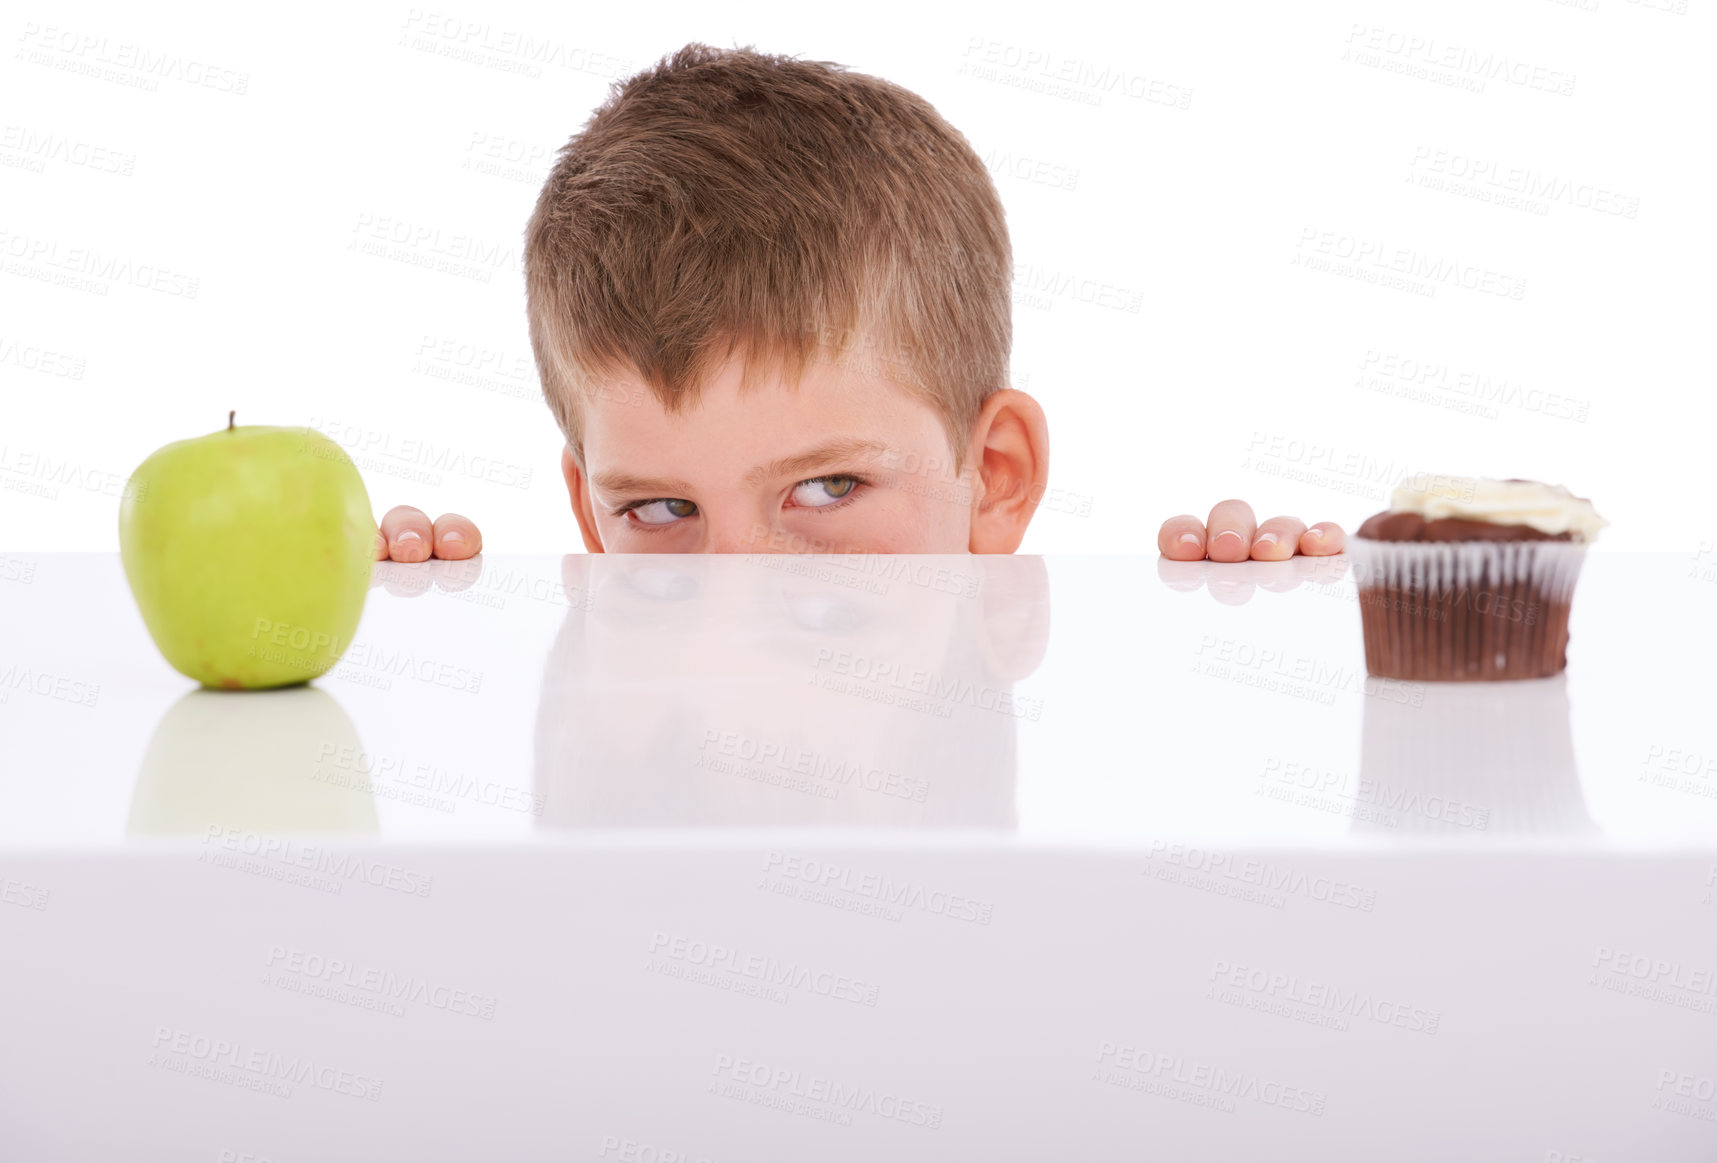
[762,852,994,924]
[0,124,137,176]
[200,827,435,897]
[335,641,485,695]
[14,23,251,94]
[1093,1041,1327,1116]
[811,648,1043,720]
[1259,757,1491,831]
[264,945,497,1019]
[0,444,148,502]
[0,664,99,708]
[1194,635,1426,708]
[959,37,1193,110]
[699,729,930,803]
[1294,228,1526,299]
[1208,959,1441,1034]
[1407,147,1639,219]
[1657,1068,1717,1109]
[1358,350,1591,423]
[710,1054,943,1129]
[1343,25,1576,96]
[1591,947,1717,996]
[0,230,199,298]
[648,931,881,1006]
[0,876,50,911]
[1144,841,1378,911]
[306,417,532,491]
[148,1027,382,1101]
[398,11,635,80]
[315,744,545,815]
[0,335,86,379]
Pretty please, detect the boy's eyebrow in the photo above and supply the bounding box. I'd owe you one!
[592,438,892,498]
[742,438,892,487]
[589,470,699,498]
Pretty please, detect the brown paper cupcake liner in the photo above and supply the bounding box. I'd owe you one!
[1348,539,1588,682]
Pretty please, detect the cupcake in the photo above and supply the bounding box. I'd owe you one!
[1349,476,1607,681]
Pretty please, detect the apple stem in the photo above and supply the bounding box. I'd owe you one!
[228,410,235,431]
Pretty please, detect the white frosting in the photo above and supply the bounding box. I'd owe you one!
[1388,476,1608,541]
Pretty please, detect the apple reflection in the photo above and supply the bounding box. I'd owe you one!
[128,685,378,835]
[532,554,1051,828]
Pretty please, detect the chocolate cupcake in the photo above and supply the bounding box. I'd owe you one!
[1349,476,1607,681]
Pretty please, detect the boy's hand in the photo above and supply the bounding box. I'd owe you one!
[374,505,483,562]
[1157,500,1345,561]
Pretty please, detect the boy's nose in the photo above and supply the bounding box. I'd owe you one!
[704,522,777,555]
[704,519,834,555]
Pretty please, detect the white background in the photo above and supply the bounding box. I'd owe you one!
[2,0,1711,554]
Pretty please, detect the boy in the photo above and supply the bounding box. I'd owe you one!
[371,44,1345,564]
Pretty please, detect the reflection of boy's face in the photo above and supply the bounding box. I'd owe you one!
[562,346,978,554]
[535,554,1041,829]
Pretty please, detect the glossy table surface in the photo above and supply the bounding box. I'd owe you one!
[2,551,1714,1160]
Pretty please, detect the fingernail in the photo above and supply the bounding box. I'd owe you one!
[1178,532,1201,547]
[442,530,466,545]
[1306,528,1323,541]
[1255,532,1278,549]
[1215,530,1243,549]
[398,530,422,544]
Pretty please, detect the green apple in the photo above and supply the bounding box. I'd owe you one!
[119,415,375,689]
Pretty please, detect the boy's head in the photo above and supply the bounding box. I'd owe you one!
[524,43,1047,554]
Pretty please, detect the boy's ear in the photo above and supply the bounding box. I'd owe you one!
[561,445,606,553]
[967,389,1050,554]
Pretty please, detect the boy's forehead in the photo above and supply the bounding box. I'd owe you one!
[580,347,941,474]
[593,339,911,410]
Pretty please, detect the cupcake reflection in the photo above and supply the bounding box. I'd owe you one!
[1351,672,1593,835]
[532,554,1051,828]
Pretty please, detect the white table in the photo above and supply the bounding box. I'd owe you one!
[2,551,1714,1160]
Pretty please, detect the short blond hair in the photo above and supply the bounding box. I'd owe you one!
[524,43,1012,474]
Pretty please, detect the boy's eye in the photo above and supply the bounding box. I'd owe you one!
[630,498,698,525]
[621,475,861,527]
[791,475,859,508]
